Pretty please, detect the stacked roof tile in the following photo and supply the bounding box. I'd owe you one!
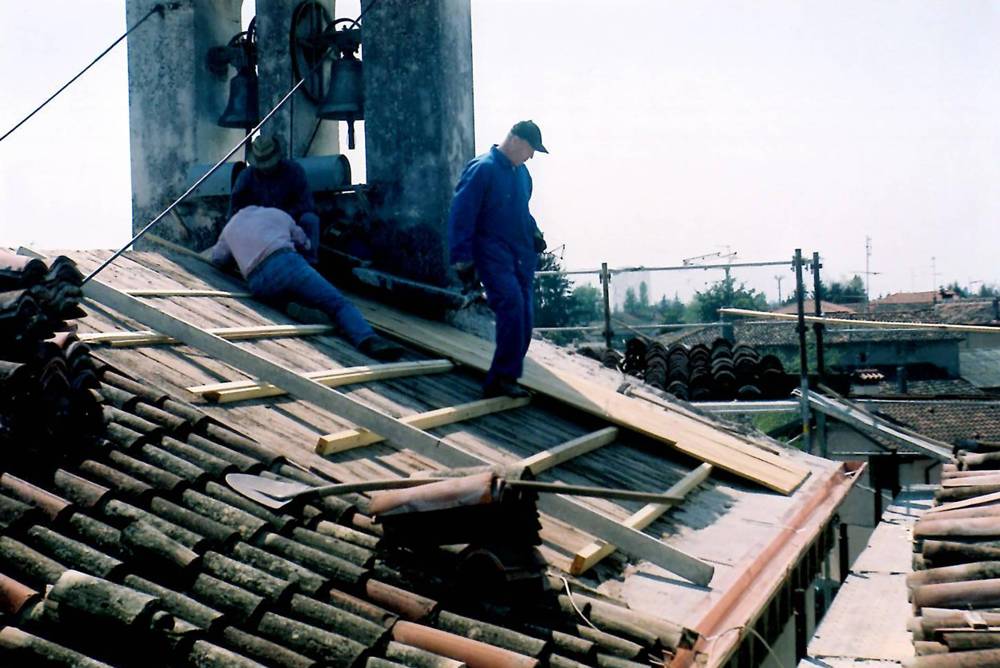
[907,442,1000,666]
[0,249,102,473]
[0,358,691,667]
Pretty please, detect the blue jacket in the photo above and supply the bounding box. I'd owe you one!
[448,146,539,279]
[228,159,316,223]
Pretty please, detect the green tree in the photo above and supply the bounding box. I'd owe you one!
[657,294,686,324]
[533,253,573,327]
[638,281,650,313]
[568,285,602,323]
[944,281,968,298]
[692,275,768,322]
[823,275,866,305]
[623,286,639,316]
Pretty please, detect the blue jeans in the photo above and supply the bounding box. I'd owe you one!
[248,249,376,347]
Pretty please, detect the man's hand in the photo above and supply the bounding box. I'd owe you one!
[533,229,548,253]
[453,261,480,292]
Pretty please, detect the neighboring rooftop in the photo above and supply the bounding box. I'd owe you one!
[662,321,964,349]
[773,300,856,315]
[860,399,1000,445]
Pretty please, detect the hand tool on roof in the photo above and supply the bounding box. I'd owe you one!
[225,471,685,511]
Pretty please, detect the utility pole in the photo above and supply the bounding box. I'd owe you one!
[774,274,784,304]
[794,249,812,452]
[865,236,872,314]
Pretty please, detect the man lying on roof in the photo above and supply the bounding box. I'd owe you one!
[208,205,404,361]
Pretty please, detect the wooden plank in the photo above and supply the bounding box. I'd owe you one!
[721,306,1000,336]
[521,427,619,475]
[316,396,530,455]
[126,289,252,298]
[570,463,713,575]
[77,276,715,584]
[79,323,333,347]
[187,359,455,403]
[350,297,809,494]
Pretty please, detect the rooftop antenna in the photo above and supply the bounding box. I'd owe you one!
[683,247,739,281]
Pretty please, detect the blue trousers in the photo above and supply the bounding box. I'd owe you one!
[248,249,376,347]
[481,267,534,385]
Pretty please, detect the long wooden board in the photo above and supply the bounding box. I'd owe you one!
[80,323,333,347]
[188,359,454,403]
[350,297,809,494]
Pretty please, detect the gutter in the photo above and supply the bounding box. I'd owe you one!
[670,460,864,668]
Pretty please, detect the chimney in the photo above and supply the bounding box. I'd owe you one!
[896,366,908,394]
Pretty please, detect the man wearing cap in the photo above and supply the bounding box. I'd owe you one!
[209,205,404,361]
[230,135,321,264]
[448,120,549,398]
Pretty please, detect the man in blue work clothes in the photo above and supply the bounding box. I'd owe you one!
[448,121,548,398]
[229,135,321,264]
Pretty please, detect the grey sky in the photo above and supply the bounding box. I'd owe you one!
[2,1,998,302]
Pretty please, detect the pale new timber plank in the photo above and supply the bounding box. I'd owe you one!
[316,396,531,455]
[570,462,714,575]
[187,359,454,402]
[350,297,809,493]
[126,289,253,298]
[521,427,619,475]
[80,323,333,347]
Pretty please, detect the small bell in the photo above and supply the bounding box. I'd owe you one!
[218,67,259,129]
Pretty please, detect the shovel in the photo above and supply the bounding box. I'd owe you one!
[226,472,685,511]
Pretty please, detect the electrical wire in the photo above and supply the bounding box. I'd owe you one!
[703,625,787,668]
[557,574,600,631]
[0,3,176,145]
[84,0,381,284]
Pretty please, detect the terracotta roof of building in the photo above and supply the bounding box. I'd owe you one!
[860,400,1000,445]
[0,247,855,667]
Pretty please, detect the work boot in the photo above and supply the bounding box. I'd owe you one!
[359,336,405,361]
[483,378,530,399]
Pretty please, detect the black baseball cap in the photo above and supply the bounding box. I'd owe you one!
[511,120,548,153]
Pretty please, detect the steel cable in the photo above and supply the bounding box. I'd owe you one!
[0,3,176,145]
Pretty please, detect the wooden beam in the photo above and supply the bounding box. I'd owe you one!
[126,289,252,298]
[720,307,1000,335]
[187,359,454,403]
[570,463,714,575]
[79,323,333,347]
[520,427,619,475]
[78,271,715,585]
[316,396,530,455]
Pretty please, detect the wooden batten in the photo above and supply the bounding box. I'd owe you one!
[520,427,619,475]
[80,324,333,347]
[316,396,530,455]
[188,360,454,403]
[571,463,714,575]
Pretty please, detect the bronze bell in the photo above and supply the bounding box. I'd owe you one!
[318,54,363,148]
[218,67,259,129]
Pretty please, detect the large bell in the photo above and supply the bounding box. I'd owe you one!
[218,68,259,129]
[318,55,364,148]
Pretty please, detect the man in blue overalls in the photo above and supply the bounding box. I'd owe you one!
[448,121,548,398]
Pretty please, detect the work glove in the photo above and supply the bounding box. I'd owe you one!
[533,229,548,253]
[453,261,480,293]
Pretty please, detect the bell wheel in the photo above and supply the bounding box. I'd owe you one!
[290,1,332,103]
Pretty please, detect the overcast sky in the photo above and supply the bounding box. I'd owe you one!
[2,1,999,302]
